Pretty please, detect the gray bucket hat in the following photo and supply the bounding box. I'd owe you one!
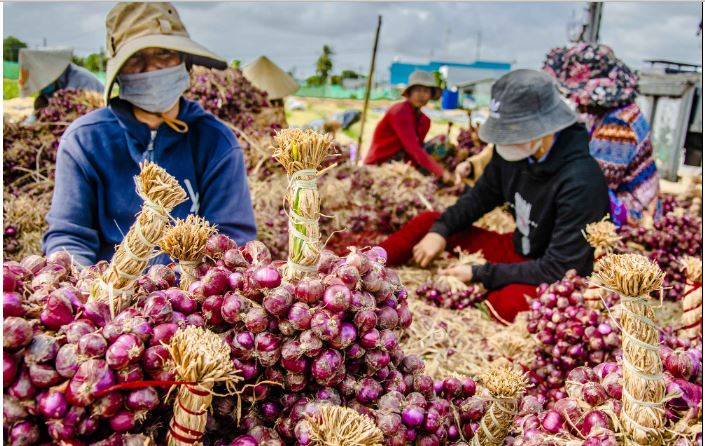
[479,69,577,146]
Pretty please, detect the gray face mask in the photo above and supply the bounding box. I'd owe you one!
[117,63,189,114]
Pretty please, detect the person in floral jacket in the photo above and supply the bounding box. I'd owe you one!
[543,43,660,226]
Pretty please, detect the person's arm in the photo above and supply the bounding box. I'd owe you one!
[469,144,494,181]
[429,154,505,238]
[590,124,633,194]
[63,64,105,93]
[198,138,257,246]
[42,134,100,266]
[388,107,446,178]
[471,178,604,290]
[618,145,660,223]
[593,124,658,223]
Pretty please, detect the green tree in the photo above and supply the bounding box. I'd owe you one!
[341,69,361,79]
[433,71,446,90]
[330,75,343,86]
[230,59,241,69]
[315,45,334,84]
[305,75,324,87]
[72,55,85,67]
[4,36,27,62]
[83,50,107,72]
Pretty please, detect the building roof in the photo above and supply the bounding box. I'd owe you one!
[429,60,512,71]
[389,59,512,85]
[456,77,497,89]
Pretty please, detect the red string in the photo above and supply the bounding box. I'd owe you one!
[679,317,703,332]
[584,284,601,301]
[177,397,207,416]
[168,422,201,445]
[185,384,210,397]
[171,419,204,437]
[683,281,703,299]
[93,379,197,398]
[683,301,703,314]
[94,379,212,444]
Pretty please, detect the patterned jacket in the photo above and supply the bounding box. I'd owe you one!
[588,103,659,221]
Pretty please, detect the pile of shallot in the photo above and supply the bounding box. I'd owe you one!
[3,252,176,445]
[619,209,702,301]
[512,345,702,446]
[189,237,485,445]
[4,234,490,445]
[524,270,621,403]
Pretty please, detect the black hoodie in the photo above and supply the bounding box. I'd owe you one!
[430,123,610,290]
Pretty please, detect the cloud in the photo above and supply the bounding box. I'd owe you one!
[4,1,702,81]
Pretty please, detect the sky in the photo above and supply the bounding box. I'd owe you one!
[4,2,703,82]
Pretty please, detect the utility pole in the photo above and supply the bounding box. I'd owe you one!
[43,36,47,47]
[581,2,603,43]
[356,15,382,163]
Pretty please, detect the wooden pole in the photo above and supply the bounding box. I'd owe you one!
[356,15,382,164]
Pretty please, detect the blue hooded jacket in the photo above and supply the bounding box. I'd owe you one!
[42,97,257,266]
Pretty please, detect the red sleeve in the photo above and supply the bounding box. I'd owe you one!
[388,105,445,177]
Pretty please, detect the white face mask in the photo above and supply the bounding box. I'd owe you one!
[496,139,543,162]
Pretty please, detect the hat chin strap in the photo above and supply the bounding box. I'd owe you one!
[158,113,189,133]
[135,99,190,134]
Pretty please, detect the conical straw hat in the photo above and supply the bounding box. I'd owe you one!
[18,48,72,97]
[243,55,299,100]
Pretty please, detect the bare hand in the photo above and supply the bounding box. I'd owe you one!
[441,170,455,186]
[455,160,472,178]
[454,160,472,186]
[412,233,447,267]
[438,264,474,283]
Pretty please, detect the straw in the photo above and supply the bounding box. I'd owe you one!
[400,296,535,380]
[582,216,623,310]
[298,404,383,446]
[159,215,217,291]
[679,256,702,342]
[3,193,51,260]
[583,216,622,259]
[591,253,666,446]
[166,326,242,446]
[271,128,334,281]
[472,365,528,446]
[474,206,517,234]
[93,162,186,314]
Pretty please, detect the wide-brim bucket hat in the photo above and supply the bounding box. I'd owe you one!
[479,69,577,146]
[542,43,639,108]
[104,2,227,104]
[402,70,442,101]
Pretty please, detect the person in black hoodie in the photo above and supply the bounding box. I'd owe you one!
[379,69,610,323]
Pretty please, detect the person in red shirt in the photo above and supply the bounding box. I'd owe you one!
[364,70,454,183]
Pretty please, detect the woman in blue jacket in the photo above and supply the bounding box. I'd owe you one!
[42,2,257,267]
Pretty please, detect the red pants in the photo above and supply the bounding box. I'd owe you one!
[379,211,536,323]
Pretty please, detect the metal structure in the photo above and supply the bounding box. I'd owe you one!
[570,2,603,44]
[636,63,702,180]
